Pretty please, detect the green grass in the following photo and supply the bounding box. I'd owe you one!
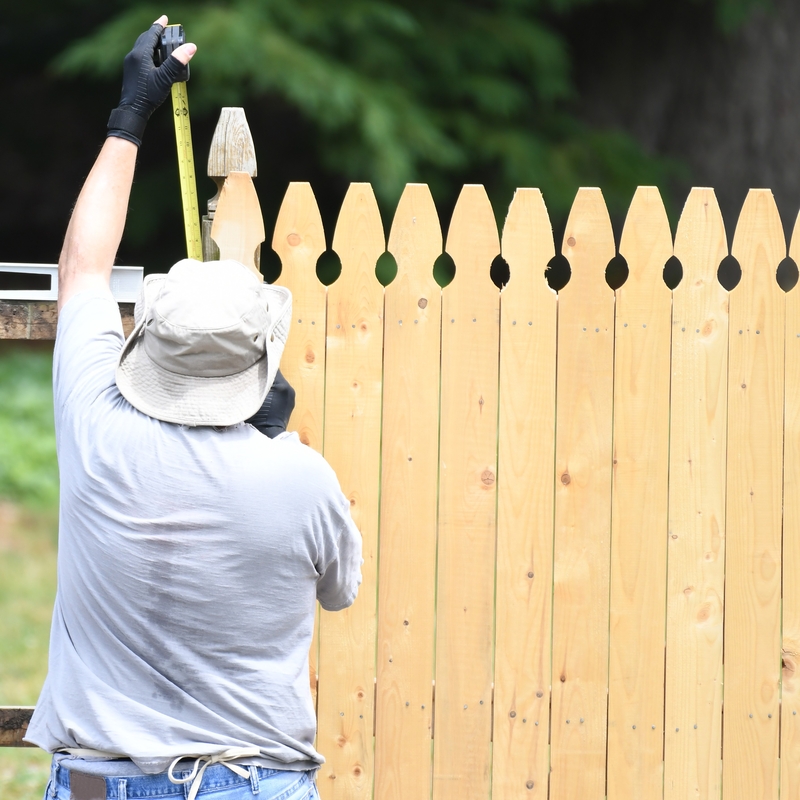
[0,346,59,799]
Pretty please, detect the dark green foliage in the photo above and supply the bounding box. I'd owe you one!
[54,0,765,230]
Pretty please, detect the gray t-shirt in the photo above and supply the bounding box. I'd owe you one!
[25,289,362,774]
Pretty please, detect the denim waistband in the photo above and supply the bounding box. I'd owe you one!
[50,758,312,800]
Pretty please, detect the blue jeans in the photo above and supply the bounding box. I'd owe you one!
[45,758,319,800]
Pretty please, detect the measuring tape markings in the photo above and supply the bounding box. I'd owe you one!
[170,81,203,261]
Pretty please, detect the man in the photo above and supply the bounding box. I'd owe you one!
[25,16,362,800]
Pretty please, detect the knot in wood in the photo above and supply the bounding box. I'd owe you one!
[418,298,428,309]
[526,781,534,790]
[305,349,315,364]
[561,473,571,485]
[481,470,495,486]
[567,236,576,247]
[287,233,301,246]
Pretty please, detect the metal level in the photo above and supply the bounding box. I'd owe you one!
[0,264,143,302]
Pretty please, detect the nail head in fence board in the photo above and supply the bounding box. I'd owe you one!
[209,172,265,278]
[375,183,442,800]
[433,184,499,800]
[549,187,615,800]
[665,188,728,800]
[782,209,800,799]
[722,189,784,800]
[492,188,556,800]
[606,186,672,800]
[272,182,327,716]
[273,182,327,452]
[317,183,385,800]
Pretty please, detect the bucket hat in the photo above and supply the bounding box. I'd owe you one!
[116,259,291,426]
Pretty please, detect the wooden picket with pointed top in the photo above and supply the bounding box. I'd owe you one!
[272,181,328,719]
[273,182,328,452]
[722,189,785,800]
[492,188,557,800]
[607,186,672,800]
[316,183,385,800]
[375,184,442,800]
[664,188,729,800]
[549,187,616,800]
[432,185,500,800]
[782,209,800,800]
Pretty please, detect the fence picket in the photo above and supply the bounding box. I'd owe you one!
[375,184,443,800]
[549,188,616,800]
[782,211,800,799]
[273,182,327,451]
[272,182,328,717]
[492,188,557,800]
[664,188,728,800]
[432,185,500,800]
[721,189,785,800]
[607,186,673,800]
[317,184,385,800]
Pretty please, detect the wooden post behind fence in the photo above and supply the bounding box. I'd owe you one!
[6,117,800,800]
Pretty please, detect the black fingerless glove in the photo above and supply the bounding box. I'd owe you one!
[246,370,297,438]
[107,22,189,147]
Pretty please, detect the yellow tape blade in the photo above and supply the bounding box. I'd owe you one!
[170,82,202,261]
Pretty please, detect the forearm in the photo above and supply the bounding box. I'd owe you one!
[58,137,138,310]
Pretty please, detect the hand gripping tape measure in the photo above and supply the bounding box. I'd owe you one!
[156,25,202,260]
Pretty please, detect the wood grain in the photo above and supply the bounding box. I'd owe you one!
[432,185,500,800]
[273,182,328,452]
[210,171,265,278]
[375,184,442,800]
[665,188,728,800]
[0,302,134,339]
[204,108,257,262]
[0,707,35,747]
[606,187,672,800]
[272,181,328,716]
[492,188,557,800]
[782,208,800,800]
[549,188,615,800]
[316,184,385,800]
[722,189,784,800]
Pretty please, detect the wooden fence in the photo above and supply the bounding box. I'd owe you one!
[4,179,800,800]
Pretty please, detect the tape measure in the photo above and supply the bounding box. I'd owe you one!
[158,25,202,261]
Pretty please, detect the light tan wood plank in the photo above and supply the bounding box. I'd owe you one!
[664,188,728,800]
[375,184,442,800]
[209,171,265,278]
[549,187,615,800]
[203,108,258,261]
[272,182,327,716]
[273,182,328,452]
[317,184,385,800]
[492,188,556,800]
[722,189,784,800]
[432,185,500,800]
[782,210,800,800]
[606,187,672,800]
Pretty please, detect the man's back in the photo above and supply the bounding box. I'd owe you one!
[27,290,362,774]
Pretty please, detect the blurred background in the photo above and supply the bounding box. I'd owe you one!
[3,0,800,271]
[1,0,798,795]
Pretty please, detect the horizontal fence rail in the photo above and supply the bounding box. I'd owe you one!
[4,182,800,800]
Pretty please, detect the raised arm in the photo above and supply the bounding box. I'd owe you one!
[58,15,196,311]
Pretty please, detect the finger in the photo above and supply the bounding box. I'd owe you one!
[153,15,168,27]
[171,42,197,65]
